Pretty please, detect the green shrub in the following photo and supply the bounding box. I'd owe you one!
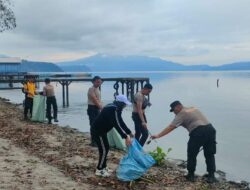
[149,146,172,166]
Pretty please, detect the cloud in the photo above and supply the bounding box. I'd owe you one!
[0,0,250,65]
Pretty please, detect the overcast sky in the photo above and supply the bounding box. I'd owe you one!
[1,0,250,65]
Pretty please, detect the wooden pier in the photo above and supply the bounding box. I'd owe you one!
[0,74,150,107]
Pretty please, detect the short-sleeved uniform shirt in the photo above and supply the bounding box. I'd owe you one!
[171,107,210,133]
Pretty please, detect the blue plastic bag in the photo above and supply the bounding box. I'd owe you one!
[129,139,156,169]
[116,139,155,181]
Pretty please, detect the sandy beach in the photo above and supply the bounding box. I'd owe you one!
[0,97,249,190]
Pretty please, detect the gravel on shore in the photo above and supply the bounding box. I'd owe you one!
[0,97,249,190]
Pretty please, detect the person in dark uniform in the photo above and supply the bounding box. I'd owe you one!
[91,95,133,177]
[132,83,153,146]
[87,76,102,145]
[43,78,58,124]
[152,101,217,183]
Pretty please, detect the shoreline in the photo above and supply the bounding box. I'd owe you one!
[0,97,249,190]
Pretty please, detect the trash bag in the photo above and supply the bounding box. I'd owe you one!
[31,95,46,122]
[116,139,155,181]
[107,128,126,151]
[116,154,146,181]
[129,139,156,169]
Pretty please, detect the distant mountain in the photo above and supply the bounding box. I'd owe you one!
[58,65,91,72]
[0,54,9,58]
[57,54,184,72]
[3,54,250,72]
[20,60,63,72]
[213,62,250,70]
[185,62,250,71]
[57,54,250,72]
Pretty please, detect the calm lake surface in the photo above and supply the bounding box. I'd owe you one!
[1,71,250,182]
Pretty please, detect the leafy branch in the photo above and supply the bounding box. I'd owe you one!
[149,146,172,166]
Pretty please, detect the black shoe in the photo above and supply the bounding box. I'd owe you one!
[54,119,59,122]
[206,176,218,183]
[202,173,210,179]
[206,174,218,183]
[48,121,52,124]
[185,173,195,182]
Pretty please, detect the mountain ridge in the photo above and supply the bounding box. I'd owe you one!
[20,60,63,72]
[56,54,250,72]
[2,54,250,72]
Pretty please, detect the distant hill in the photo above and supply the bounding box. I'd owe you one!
[58,65,91,72]
[57,54,184,72]
[57,54,250,72]
[0,54,9,58]
[3,54,250,72]
[20,60,63,72]
[213,62,250,70]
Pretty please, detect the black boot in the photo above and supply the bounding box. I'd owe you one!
[185,172,195,182]
[206,173,218,183]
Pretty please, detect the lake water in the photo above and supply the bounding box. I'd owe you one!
[1,71,250,182]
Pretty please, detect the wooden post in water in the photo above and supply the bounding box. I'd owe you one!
[130,80,135,102]
[62,81,65,107]
[59,80,71,107]
[121,81,124,94]
[66,81,71,106]
[113,81,119,98]
[111,79,149,102]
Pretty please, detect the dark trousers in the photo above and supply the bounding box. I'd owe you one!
[46,96,58,122]
[24,97,33,118]
[87,105,100,144]
[132,112,149,147]
[187,124,216,174]
[91,132,109,170]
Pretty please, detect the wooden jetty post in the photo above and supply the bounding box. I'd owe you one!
[58,77,150,107]
[104,77,150,103]
[58,80,72,107]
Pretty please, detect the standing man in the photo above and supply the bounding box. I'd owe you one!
[87,76,102,145]
[43,78,58,124]
[23,76,36,120]
[91,95,133,177]
[132,83,153,147]
[151,101,217,183]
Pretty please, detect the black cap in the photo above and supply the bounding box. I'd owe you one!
[170,100,182,112]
